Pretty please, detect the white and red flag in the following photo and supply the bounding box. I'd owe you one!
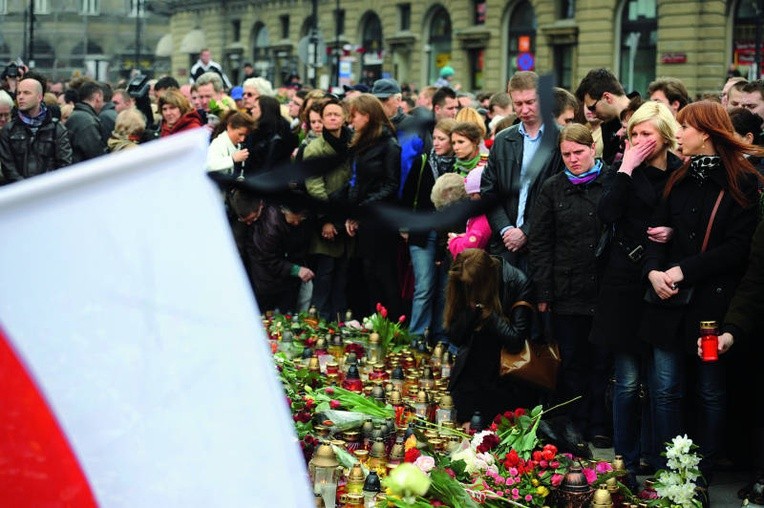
[0,130,314,507]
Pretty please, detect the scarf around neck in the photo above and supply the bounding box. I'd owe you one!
[454,153,482,177]
[564,159,602,185]
[688,155,721,185]
[322,125,352,156]
[18,103,48,132]
[428,148,455,180]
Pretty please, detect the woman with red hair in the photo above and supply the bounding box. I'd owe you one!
[641,100,763,478]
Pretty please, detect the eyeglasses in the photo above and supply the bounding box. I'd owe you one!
[244,92,258,98]
[586,98,600,113]
[0,112,11,119]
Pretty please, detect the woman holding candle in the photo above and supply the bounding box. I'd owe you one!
[642,100,763,477]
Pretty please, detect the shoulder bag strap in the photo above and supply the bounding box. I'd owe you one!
[701,189,725,253]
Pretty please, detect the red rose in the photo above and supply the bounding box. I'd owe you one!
[330,399,341,409]
[513,408,526,418]
[504,449,521,468]
[380,306,388,318]
[398,315,406,323]
[404,448,421,463]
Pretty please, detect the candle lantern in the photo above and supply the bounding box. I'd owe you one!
[309,443,340,507]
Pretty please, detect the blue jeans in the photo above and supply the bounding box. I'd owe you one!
[649,346,684,471]
[613,352,645,474]
[649,347,725,475]
[693,356,726,476]
[311,254,348,321]
[408,232,447,341]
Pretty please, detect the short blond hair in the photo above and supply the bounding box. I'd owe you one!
[627,101,679,151]
[113,108,146,138]
[431,172,467,210]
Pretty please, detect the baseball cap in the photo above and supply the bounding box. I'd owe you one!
[230,86,244,100]
[371,78,401,99]
[343,83,370,93]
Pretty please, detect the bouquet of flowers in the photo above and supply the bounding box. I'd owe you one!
[362,302,410,352]
[651,435,704,508]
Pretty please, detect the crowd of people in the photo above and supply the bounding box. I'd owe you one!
[2,49,764,498]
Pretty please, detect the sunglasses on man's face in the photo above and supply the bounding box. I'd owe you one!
[586,98,600,113]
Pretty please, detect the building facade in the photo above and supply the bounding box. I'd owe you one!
[0,0,169,82]
[166,0,763,98]
[1,0,760,96]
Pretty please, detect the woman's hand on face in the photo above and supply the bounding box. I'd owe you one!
[647,226,674,243]
[619,138,656,176]
[648,270,679,299]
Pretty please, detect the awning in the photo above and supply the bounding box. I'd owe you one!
[155,34,173,57]
[179,29,205,53]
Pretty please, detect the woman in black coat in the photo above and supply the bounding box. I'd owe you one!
[642,101,763,476]
[243,95,298,176]
[344,94,402,318]
[589,101,682,481]
[529,123,610,447]
[444,248,533,425]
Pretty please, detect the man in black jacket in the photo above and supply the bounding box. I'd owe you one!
[0,77,72,183]
[481,71,563,269]
[66,81,107,163]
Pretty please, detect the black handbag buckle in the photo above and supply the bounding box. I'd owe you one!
[628,244,644,263]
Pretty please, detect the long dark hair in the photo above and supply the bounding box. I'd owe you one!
[347,94,395,153]
[664,101,764,207]
[255,95,286,134]
[443,249,502,329]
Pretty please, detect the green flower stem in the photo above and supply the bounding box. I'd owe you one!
[410,417,471,440]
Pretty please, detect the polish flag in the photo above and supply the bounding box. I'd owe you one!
[0,130,314,507]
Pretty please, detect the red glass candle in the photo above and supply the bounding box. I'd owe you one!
[700,321,719,362]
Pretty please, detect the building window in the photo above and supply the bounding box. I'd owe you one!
[553,44,574,89]
[361,13,384,85]
[34,0,49,14]
[81,0,99,15]
[507,0,537,79]
[427,7,452,84]
[232,20,241,42]
[253,23,273,82]
[558,0,575,19]
[129,0,145,17]
[618,0,656,94]
[280,15,290,39]
[468,48,485,90]
[473,0,486,25]
[0,0,7,15]
[334,9,346,35]
[732,0,763,79]
[399,4,411,31]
